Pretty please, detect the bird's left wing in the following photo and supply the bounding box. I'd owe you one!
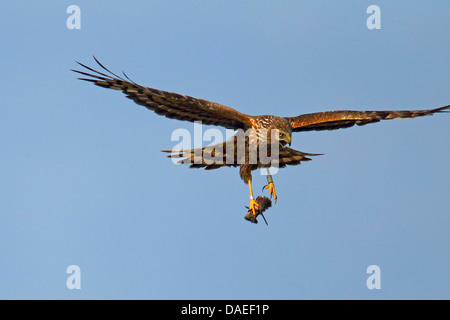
[285,106,450,132]
[72,58,252,130]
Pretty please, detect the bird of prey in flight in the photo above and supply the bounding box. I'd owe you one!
[73,58,449,219]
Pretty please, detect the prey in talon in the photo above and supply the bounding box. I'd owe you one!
[244,196,273,225]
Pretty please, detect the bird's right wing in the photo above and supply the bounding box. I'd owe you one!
[73,58,253,130]
[285,106,449,132]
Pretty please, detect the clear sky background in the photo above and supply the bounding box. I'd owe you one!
[0,1,449,299]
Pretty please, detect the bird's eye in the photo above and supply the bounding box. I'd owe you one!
[279,133,283,137]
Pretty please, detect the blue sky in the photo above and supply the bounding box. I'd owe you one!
[0,1,449,299]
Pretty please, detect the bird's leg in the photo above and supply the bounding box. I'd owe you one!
[247,180,260,217]
[263,168,277,201]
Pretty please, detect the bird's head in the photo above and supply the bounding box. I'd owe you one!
[274,119,292,147]
[277,130,292,147]
[256,116,293,147]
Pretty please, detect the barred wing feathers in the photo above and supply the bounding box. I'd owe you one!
[72,58,252,130]
[286,106,450,132]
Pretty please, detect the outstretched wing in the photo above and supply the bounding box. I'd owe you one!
[285,106,450,132]
[72,57,252,130]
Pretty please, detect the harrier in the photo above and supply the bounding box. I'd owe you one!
[73,58,449,217]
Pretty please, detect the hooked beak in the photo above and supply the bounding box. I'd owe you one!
[287,136,291,146]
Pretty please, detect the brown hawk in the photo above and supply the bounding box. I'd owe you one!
[73,58,449,217]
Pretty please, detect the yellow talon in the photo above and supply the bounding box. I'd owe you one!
[263,182,277,201]
[249,198,260,217]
